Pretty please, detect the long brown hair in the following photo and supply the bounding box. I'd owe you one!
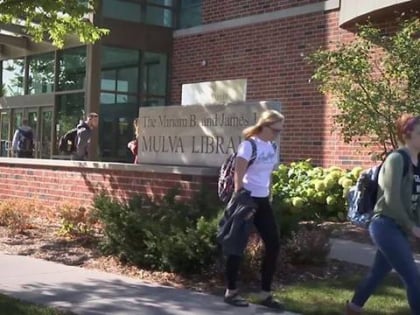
[243,109,284,139]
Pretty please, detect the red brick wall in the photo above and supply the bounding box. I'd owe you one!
[202,0,325,23]
[171,5,375,168]
[0,162,217,207]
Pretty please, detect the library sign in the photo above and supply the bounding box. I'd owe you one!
[138,101,281,167]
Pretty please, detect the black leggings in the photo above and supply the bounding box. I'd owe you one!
[225,197,280,291]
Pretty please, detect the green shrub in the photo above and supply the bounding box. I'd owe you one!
[93,187,223,274]
[271,160,360,236]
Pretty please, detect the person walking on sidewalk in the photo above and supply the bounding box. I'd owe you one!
[345,114,420,315]
[220,109,284,310]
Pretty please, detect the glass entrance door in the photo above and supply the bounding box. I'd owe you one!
[12,109,23,133]
[0,111,10,157]
[40,108,53,159]
[27,110,39,157]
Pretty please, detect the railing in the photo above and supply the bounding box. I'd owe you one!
[0,140,42,158]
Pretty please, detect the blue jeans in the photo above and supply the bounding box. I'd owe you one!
[351,216,420,314]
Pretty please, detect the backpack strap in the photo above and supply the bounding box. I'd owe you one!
[396,149,411,177]
[245,139,278,167]
[77,122,90,131]
[247,138,257,167]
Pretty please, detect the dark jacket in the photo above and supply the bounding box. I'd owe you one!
[217,189,257,256]
[73,121,91,160]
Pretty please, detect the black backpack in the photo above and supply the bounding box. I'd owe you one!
[217,139,278,204]
[58,128,78,154]
[347,149,410,228]
[17,128,34,153]
[218,139,257,204]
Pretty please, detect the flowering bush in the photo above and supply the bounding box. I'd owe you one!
[271,160,361,236]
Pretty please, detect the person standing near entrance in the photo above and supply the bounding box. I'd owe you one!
[128,118,140,164]
[11,119,34,158]
[72,112,99,161]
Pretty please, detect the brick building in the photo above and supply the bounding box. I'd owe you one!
[171,0,418,167]
[0,0,418,167]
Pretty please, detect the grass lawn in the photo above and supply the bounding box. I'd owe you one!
[0,294,74,315]
[274,273,409,315]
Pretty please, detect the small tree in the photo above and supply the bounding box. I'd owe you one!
[0,0,108,48]
[309,16,420,159]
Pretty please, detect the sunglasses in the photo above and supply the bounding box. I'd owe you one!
[267,125,282,133]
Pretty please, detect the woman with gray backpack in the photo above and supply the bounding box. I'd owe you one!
[345,114,420,315]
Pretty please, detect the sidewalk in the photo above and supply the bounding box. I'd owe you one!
[329,238,420,270]
[0,253,298,315]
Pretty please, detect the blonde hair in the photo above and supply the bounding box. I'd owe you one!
[243,109,284,139]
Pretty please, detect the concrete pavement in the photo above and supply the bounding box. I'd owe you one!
[329,237,420,270]
[0,253,298,315]
[3,236,409,314]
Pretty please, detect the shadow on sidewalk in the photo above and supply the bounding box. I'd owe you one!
[1,277,268,315]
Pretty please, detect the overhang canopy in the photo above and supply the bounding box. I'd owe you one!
[340,0,418,27]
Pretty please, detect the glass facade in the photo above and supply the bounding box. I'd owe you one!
[28,53,55,95]
[99,46,168,162]
[2,59,24,96]
[0,47,85,96]
[0,39,169,163]
[57,46,87,91]
[102,0,175,27]
[145,5,173,27]
[143,52,167,107]
[179,0,202,28]
[100,46,140,162]
[56,93,85,142]
[0,111,9,157]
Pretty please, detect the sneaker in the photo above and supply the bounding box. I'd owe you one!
[224,293,249,307]
[257,295,285,311]
[345,301,362,315]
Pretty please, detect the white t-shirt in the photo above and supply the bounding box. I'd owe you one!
[237,137,279,197]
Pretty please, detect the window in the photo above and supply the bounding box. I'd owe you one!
[2,59,24,96]
[179,0,201,28]
[100,46,141,162]
[145,2,173,27]
[102,0,174,27]
[28,53,55,95]
[57,47,86,91]
[56,93,85,143]
[148,0,173,5]
[98,46,168,161]
[102,0,142,23]
[101,46,140,95]
[143,52,167,106]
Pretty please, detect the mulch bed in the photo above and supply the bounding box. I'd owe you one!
[318,221,372,244]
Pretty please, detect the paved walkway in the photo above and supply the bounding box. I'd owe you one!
[0,253,298,315]
[4,237,417,314]
[329,238,420,270]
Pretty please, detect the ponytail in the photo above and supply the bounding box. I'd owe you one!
[243,125,262,139]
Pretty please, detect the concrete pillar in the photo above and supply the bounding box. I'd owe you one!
[85,43,101,161]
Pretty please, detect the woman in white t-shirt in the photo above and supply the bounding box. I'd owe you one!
[224,109,284,309]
